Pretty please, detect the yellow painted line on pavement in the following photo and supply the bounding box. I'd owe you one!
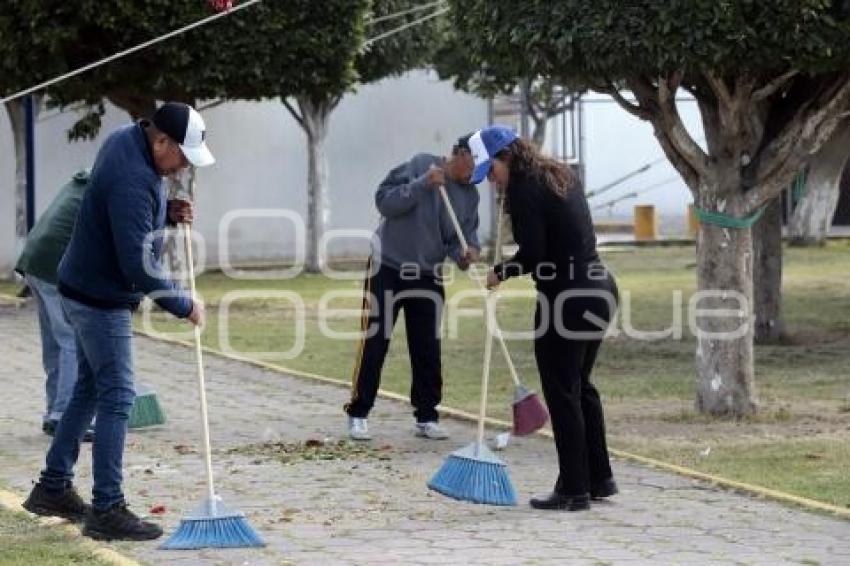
[0,488,141,566]
[138,329,850,520]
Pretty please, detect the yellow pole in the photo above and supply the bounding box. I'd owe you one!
[633,204,658,241]
[687,203,699,238]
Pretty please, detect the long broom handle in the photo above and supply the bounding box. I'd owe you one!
[437,185,522,387]
[182,221,217,510]
[478,295,495,447]
[491,198,523,388]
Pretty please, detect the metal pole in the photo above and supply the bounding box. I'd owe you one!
[577,94,586,184]
[24,95,35,232]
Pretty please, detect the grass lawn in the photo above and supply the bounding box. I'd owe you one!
[0,506,108,566]
[0,280,21,297]
[138,241,849,508]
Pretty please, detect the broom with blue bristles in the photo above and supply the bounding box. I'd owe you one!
[161,216,265,550]
[428,291,517,505]
[427,186,518,506]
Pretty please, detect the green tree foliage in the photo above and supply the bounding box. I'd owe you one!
[446,0,850,416]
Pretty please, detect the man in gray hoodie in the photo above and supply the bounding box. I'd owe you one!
[345,135,479,440]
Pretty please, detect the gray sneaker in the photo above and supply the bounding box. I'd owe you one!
[348,417,371,441]
[415,421,449,440]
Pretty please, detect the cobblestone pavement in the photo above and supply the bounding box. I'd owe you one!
[1,303,848,565]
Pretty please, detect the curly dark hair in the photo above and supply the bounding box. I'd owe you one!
[496,137,577,198]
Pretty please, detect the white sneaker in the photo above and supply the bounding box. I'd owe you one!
[348,417,371,441]
[415,421,449,440]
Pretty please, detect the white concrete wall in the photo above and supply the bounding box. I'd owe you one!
[1,78,712,278]
[581,94,703,220]
[0,70,491,277]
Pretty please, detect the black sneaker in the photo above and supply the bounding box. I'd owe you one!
[43,420,94,443]
[22,482,90,523]
[83,502,163,541]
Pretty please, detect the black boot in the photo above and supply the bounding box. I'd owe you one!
[82,502,163,541]
[590,477,619,500]
[22,482,90,523]
[529,492,590,511]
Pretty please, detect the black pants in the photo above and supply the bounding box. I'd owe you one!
[345,260,445,422]
[534,274,619,496]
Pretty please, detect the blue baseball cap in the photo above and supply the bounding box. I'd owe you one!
[468,125,519,184]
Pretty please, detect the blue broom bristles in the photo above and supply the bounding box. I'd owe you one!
[160,499,265,550]
[428,442,517,506]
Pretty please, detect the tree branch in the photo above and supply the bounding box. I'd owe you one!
[652,126,700,195]
[329,94,343,112]
[753,69,799,101]
[745,76,850,209]
[627,74,661,111]
[604,85,654,120]
[282,98,305,129]
[544,98,575,117]
[657,71,710,178]
[704,71,734,109]
[733,74,758,101]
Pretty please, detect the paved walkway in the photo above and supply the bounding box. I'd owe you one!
[0,302,848,565]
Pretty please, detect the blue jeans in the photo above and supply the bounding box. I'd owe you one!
[40,297,135,510]
[26,275,78,422]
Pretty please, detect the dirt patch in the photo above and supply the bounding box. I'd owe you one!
[226,438,394,465]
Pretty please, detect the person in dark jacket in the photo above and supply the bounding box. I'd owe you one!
[472,125,619,512]
[346,135,479,441]
[23,102,211,541]
[15,171,92,440]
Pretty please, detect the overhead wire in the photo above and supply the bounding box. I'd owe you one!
[2,0,450,106]
[366,1,445,26]
[363,5,449,48]
[0,0,264,105]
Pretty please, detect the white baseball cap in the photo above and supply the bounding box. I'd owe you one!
[151,102,215,167]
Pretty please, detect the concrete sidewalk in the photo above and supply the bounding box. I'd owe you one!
[0,303,847,565]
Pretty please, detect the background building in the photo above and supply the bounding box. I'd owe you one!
[0,71,706,278]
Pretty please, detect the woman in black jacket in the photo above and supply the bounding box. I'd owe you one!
[470,126,619,511]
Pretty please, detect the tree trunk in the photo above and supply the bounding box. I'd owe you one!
[6,100,28,254]
[789,122,850,245]
[298,97,333,273]
[530,115,547,147]
[752,197,785,344]
[694,193,759,417]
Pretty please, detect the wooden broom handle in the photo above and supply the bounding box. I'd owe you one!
[182,220,217,510]
[478,295,495,447]
[437,186,522,388]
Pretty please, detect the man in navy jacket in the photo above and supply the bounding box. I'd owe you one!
[23,102,213,542]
